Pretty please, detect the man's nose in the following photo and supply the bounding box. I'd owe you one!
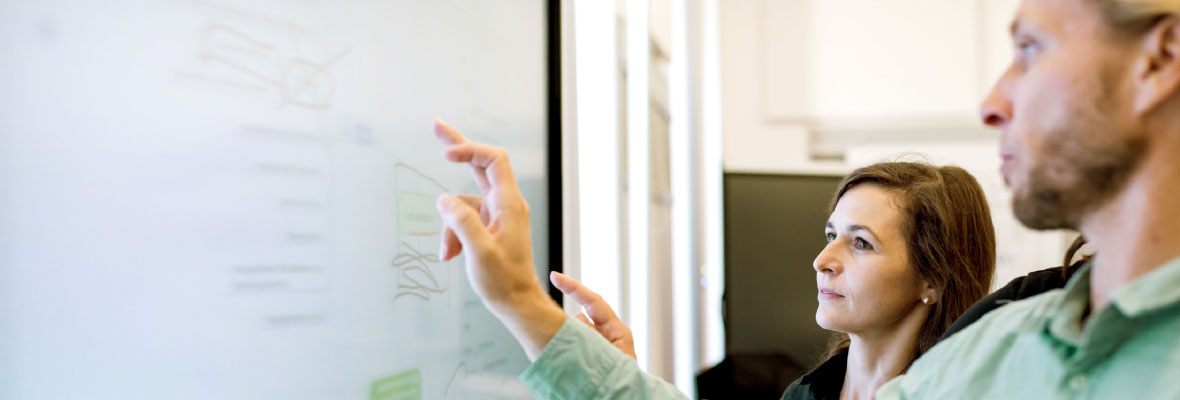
[980,68,1015,128]
[980,85,1013,128]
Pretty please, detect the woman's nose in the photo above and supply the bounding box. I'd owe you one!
[813,242,842,275]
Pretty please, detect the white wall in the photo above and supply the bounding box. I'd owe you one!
[719,0,811,172]
[768,1,981,120]
[568,0,624,331]
[565,1,723,396]
[721,0,1024,170]
[718,0,1072,293]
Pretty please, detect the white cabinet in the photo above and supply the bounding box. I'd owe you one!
[722,0,1022,168]
[764,1,981,120]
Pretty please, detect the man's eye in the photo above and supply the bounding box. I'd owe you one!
[825,233,837,243]
[854,237,874,250]
[1017,40,1039,59]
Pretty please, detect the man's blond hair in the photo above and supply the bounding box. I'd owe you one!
[1090,0,1180,36]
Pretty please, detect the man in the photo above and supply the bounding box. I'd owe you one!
[433,0,1180,397]
[877,0,1180,397]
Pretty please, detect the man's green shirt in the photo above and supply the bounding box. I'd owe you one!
[517,258,1180,399]
[879,257,1180,399]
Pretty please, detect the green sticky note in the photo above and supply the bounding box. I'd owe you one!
[371,368,422,400]
[398,191,440,236]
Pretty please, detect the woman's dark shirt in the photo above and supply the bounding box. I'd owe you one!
[941,260,1084,340]
[779,350,846,400]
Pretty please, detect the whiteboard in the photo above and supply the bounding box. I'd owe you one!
[0,1,550,399]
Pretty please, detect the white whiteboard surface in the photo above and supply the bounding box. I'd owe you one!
[0,1,548,399]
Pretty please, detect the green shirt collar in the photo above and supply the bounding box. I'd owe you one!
[1110,256,1180,316]
[1045,257,1180,344]
[1045,262,1092,344]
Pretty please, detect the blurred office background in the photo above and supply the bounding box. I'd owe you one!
[0,1,1079,398]
[558,0,1074,397]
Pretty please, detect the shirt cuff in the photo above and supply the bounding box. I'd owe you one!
[519,316,631,399]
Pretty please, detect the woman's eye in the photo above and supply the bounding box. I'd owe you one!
[854,237,874,250]
[825,232,837,243]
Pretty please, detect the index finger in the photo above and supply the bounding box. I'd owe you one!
[433,119,470,146]
[550,272,621,324]
[444,143,520,192]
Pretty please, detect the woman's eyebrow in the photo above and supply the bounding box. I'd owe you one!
[824,222,878,238]
[847,224,878,239]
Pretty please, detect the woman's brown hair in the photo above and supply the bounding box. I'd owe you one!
[819,162,997,368]
[1063,235,1093,276]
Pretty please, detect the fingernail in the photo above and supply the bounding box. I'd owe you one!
[437,194,456,211]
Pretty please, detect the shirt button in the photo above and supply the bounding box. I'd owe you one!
[1068,374,1089,392]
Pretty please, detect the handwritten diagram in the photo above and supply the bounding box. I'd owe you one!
[178,6,351,110]
[393,163,451,305]
[201,23,350,109]
[392,242,446,302]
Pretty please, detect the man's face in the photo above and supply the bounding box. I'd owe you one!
[981,0,1147,230]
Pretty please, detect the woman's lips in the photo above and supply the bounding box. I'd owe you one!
[818,287,844,300]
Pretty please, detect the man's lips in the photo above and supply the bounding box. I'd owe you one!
[1000,152,1016,179]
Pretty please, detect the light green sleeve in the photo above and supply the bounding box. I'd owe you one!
[519,317,688,400]
[875,376,902,399]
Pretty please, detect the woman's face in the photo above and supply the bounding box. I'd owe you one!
[814,184,931,336]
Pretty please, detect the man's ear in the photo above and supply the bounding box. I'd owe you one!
[1133,16,1180,115]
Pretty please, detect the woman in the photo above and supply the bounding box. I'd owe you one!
[780,162,995,399]
[431,120,996,399]
[554,162,998,399]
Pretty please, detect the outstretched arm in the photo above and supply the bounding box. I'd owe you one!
[432,119,686,399]
[433,119,566,361]
[550,271,637,360]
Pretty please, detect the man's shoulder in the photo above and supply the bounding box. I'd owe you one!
[934,287,1061,350]
[887,290,1064,396]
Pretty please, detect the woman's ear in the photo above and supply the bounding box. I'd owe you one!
[920,282,939,305]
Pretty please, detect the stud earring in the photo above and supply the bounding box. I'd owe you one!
[922,297,931,304]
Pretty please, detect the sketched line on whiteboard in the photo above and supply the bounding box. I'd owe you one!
[393,241,446,302]
[195,23,351,109]
[190,0,315,35]
[395,162,452,238]
[394,162,449,193]
[443,361,467,397]
[398,189,443,237]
